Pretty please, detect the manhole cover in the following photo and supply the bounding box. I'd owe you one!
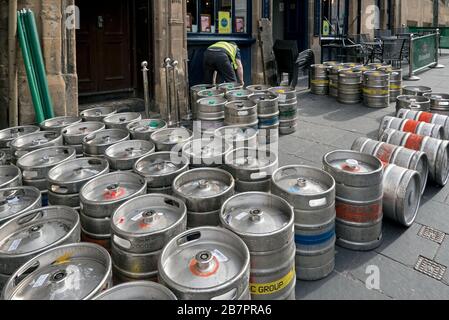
[418,226,445,244]
[415,256,447,281]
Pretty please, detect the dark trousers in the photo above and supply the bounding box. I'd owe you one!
[203,49,237,84]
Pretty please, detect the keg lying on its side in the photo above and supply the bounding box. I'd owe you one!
[396,95,431,113]
[83,129,130,158]
[424,93,449,116]
[93,281,177,300]
[0,206,80,292]
[310,64,330,95]
[397,109,449,140]
[0,187,42,226]
[40,116,82,134]
[323,150,384,251]
[103,112,142,130]
[220,192,296,300]
[105,140,155,171]
[2,243,112,300]
[63,122,106,156]
[379,116,444,140]
[173,168,235,228]
[351,137,429,195]
[379,128,449,186]
[10,131,63,162]
[47,157,110,210]
[110,194,187,283]
[224,100,258,127]
[0,165,22,190]
[225,148,278,192]
[134,152,189,195]
[158,227,251,300]
[80,106,118,122]
[79,172,147,250]
[403,86,432,96]
[151,128,193,153]
[182,139,232,169]
[271,166,336,281]
[127,119,168,140]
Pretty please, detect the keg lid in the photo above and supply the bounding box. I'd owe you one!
[0,126,40,146]
[226,148,278,177]
[0,187,41,223]
[135,152,189,177]
[197,89,223,98]
[0,165,21,188]
[3,243,111,300]
[404,86,432,93]
[183,139,230,160]
[112,195,186,235]
[198,97,227,106]
[215,126,258,142]
[127,119,167,134]
[273,166,333,195]
[94,281,177,300]
[83,129,129,147]
[249,92,278,103]
[247,84,271,93]
[104,112,142,125]
[218,82,241,90]
[329,158,375,173]
[40,116,82,131]
[425,93,449,100]
[0,206,79,256]
[63,122,105,137]
[48,158,109,188]
[151,128,193,145]
[225,100,257,111]
[17,146,75,170]
[105,140,155,160]
[221,193,293,235]
[80,107,117,119]
[11,131,61,150]
[160,227,249,291]
[225,89,252,99]
[174,170,233,199]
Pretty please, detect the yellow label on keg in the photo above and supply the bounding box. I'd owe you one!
[390,84,402,89]
[363,88,389,95]
[311,80,330,85]
[250,268,295,296]
[53,253,72,265]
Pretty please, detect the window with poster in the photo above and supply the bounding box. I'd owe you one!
[321,0,349,36]
[186,0,251,35]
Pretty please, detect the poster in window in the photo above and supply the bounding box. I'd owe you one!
[201,14,212,33]
[235,17,245,33]
[186,14,192,32]
[218,11,231,34]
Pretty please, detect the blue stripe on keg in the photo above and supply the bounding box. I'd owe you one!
[295,229,335,246]
[259,117,280,127]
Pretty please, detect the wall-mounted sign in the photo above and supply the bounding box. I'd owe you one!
[201,14,212,33]
[218,11,231,34]
[323,20,330,36]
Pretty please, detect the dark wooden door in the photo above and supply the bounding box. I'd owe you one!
[76,0,131,94]
[284,0,309,52]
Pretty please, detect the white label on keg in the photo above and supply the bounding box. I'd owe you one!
[23,171,38,179]
[212,249,229,262]
[309,198,328,208]
[8,239,22,252]
[131,213,143,222]
[279,94,287,102]
[238,111,249,116]
[235,211,249,221]
[33,274,49,288]
[440,102,449,106]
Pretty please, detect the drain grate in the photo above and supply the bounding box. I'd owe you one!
[418,226,445,244]
[415,256,447,281]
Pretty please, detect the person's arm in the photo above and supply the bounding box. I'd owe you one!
[236,59,244,86]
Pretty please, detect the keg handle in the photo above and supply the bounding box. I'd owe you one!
[84,134,97,142]
[13,261,40,287]
[17,210,44,226]
[113,235,132,251]
[177,230,202,246]
[51,184,69,194]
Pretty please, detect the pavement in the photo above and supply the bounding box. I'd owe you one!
[283,55,449,300]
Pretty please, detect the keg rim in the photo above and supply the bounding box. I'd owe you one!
[182,139,232,160]
[197,96,227,106]
[323,150,384,179]
[134,152,190,178]
[80,106,117,118]
[248,92,279,103]
[2,242,111,301]
[0,126,40,142]
[16,146,76,170]
[214,125,259,142]
[40,116,82,130]
[0,165,22,187]
[93,281,177,300]
[62,121,105,138]
[105,140,156,161]
[10,131,61,150]
[396,95,431,103]
[83,129,130,147]
[0,186,42,224]
[224,147,279,174]
[423,92,449,101]
[103,112,142,126]
[150,128,193,146]
[127,119,168,133]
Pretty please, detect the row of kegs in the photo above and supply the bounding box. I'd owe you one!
[190,82,299,139]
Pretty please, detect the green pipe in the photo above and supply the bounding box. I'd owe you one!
[24,9,55,119]
[16,11,45,124]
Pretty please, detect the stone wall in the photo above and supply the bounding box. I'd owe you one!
[0,0,9,128]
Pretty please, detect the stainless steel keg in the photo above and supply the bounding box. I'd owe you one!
[224,100,258,127]
[105,140,155,171]
[190,84,216,115]
[2,243,112,300]
[0,165,22,189]
[271,165,336,281]
[196,97,227,136]
[323,150,383,251]
[173,168,235,228]
[378,66,403,102]
[40,116,82,133]
[158,227,250,300]
[134,152,189,194]
[363,71,390,108]
[150,128,193,153]
[397,109,449,140]
[0,187,41,226]
[403,86,432,96]
[80,106,117,122]
[424,93,449,116]
[279,118,299,135]
[310,64,330,95]
[396,95,431,113]
[63,122,105,147]
[220,192,296,300]
[127,119,168,140]
[10,131,63,162]
[338,69,362,104]
[214,126,258,150]
[328,65,345,97]
[247,84,271,93]
[93,281,177,300]
[103,113,142,130]
[182,138,232,168]
[379,116,444,140]
[218,82,243,94]
[225,89,253,101]
[83,129,130,158]
[225,148,278,192]
[250,92,280,144]
[0,126,40,149]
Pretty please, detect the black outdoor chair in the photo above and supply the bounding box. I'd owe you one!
[273,40,299,86]
[375,29,392,40]
[349,34,377,64]
[381,38,406,68]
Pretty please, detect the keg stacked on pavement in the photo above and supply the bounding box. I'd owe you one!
[63,122,106,157]
[103,112,142,131]
[424,93,449,116]
[218,82,243,94]
[328,64,345,97]
[220,192,296,300]
[396,95,431,113]
[215,125,258,151]
[247,84,271,94]
[0,126,40,164]
[196,97,227,138]
[225,148,278,192]
[310,64,330,95]
[10,131,63,163]
[380,128,449,186]
[173,168,235,228]
[249,91,280,145]
[403,86,432,96]
[272,166,336,281]
[0,187,42,226]
[40,116,82,134]
[225,89,253,102]
[190,84,216,119]
[182,138,232,169]
[80,106,117,122]
[0,206,80,291]
[2,243,112,300]
[94,281,177,300]
[362,71,390,108]
[47,158,110,210]
[338,69,362,104]
[323,150,384,251]
[397,109,449,140]
[224,100,258,128]
[79,172,147,251]
[378,65,403,102]
[83,129,130,158]
[0,165,22,190]
[158,227,251,300]
[105,140,155,172]
[110,194,187,283]
[134,152,189,195]
[127,119,167,140]
[379,116,444,140]
[16,146,76,205]
[150,128,193,153]
[352,137,429,195]
[269,86,298,135]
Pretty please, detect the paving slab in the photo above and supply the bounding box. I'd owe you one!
[415,200,449,235]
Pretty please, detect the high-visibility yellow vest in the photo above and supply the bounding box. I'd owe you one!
[209,41,239,70]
